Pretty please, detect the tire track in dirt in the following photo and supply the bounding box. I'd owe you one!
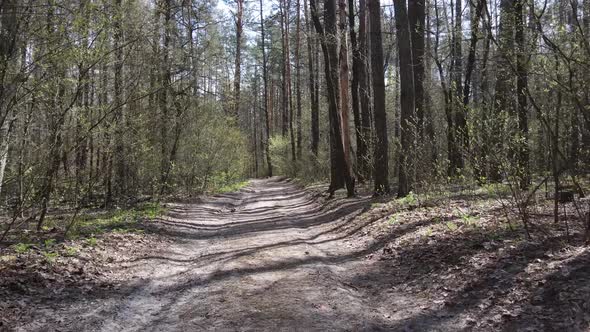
[20,177,451,331]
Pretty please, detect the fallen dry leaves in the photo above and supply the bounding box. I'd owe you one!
[0,231,172,329]
[349,194,590,331]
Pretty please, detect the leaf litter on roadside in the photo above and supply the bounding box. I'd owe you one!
[347,194,590,331]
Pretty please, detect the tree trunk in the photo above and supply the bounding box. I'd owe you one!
[234,0,243,116]
[296,0,303,158]
[113,0,126,197]
[348,0,362,180]
[338,0,354,184]
[305,0,320,156]
[159,0,172,195]
[394,0,415,197]
[260,0,273,176]
[370,0,390,195]
[37,1,67,230]
[451,0,466,173]
[408,0,425,136]
[0,119,13,198]
[515,0,529,188]
[0,0,19,198]
[280,0,290,138]
[424,0,436,157]
[358,0,372,180]
[309,0,355,196]
[491,0,516,181]
[463,0,484,107]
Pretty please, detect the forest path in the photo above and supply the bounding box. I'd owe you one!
[29,178,448,331]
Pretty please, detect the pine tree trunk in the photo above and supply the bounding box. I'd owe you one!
[371,0,391,195]
[309,0,355,196]
[296,0,303,159]
[260,0,273,176]
[305,0,320,156]
[159,0,172,195]
[234,0,243,116]
[358,0,372,180]
[113,0,126,197]
[394,0,415,197]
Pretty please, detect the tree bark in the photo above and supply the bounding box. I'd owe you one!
[451,0,466,173]
[463,0,484,107]
[491,0,516,181]
[338,0,354,184]
[234,0,243,116]
[0,0,19,198]
[37,1,67,229]
[408,0,425,136]
[0,119,13,199]
[159,0,172,195]
[370,0,390,195]
[260,0,273,176]
[309,0,355,196]
[296,0,303,158]
[113,0,126,197]
[305,0,320,156]
[349,0,371,181]
[358,0,372,180]
[515,0,529,188]
[394,0,415,197]
[348,0,362,180]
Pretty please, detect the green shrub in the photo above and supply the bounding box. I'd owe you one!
[68,202,166,238]
[42,251,58,263]
[172,109,249,195]
[208,171,249,194]
[269,135,328,182]
[388,215,399,224]
[13,243,31,254]
[269,135,298,177]
[64,246,79,257]
[446,221,459,231]
[397,191,418,206]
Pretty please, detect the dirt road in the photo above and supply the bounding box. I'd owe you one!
[14,178,453,331]
[8,177,590,331]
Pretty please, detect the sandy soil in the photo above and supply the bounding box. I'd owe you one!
[4,178,437,331]
[3,177,589,331]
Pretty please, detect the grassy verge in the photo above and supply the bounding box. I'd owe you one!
[209,180,250,194]
[3,202,167,258]
[66,202,166,238]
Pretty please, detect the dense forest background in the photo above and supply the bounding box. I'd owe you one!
[0,0,589,233]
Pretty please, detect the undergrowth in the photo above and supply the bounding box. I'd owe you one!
[67,202,166,238]
[213,180,250,194]
[2,202,167,256]
[206,171,250,194]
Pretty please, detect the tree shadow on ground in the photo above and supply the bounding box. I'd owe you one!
[346,226,590,331]
[139,183,589,331]
[125,195,457,271]
[143,197,374,241]
[6,178,588,331]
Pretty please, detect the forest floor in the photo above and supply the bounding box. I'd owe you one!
[1,177,590,331]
